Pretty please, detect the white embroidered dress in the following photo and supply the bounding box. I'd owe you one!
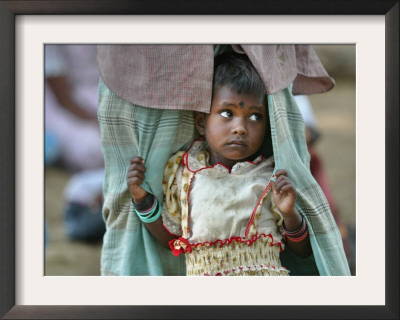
[162,140,289,276]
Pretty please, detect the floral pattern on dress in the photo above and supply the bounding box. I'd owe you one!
[161,140,289,276]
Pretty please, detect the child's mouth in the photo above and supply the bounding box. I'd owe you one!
[227,140,247,146]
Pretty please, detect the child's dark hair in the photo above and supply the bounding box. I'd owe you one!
[213,53,267,105]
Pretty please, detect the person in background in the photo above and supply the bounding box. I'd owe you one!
[45,44,104,171]
[45,45,105,244]
[63,168,105,242]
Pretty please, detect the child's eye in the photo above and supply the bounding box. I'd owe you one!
[220,110,233,118]
[249,113,262,121]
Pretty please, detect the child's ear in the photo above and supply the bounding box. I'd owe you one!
[194,112,206,136]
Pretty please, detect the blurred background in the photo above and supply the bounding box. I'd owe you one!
[44,44,356,276]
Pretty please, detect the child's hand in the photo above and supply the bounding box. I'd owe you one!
[271,169,297,216]
[126,156,148,203]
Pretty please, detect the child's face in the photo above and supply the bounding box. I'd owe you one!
[196,86,268,168]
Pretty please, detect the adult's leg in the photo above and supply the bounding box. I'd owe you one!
[98,78,195,275]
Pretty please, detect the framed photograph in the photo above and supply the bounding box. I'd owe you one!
[1,1,398,319]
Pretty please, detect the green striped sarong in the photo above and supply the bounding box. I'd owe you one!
[98,78,195,275]
[269,86,351,276]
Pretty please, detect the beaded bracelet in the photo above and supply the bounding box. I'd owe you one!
[283,217,309,243]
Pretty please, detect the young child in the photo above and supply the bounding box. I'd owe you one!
[127,53,312,276]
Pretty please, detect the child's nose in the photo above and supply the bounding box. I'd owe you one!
[232,119,247,135]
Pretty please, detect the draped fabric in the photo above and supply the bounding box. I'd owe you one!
[98,79,194,275]
[268,86,350,276]
[97,44,334,113]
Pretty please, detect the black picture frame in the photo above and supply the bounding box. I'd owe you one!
[0,1,398,319]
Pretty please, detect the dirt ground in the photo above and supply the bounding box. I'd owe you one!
[44,46,356,276]
[45,168,103,276]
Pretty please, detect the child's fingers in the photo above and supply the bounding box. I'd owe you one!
[128,162,147,174]
[126,172,146,191]
[274,169,288,178]
[272,180,285,194]
[127,170,145,181]
[274,175,289,188]
[279,184,295,194]
[130,156,145,165]
[127,176,144,187]
[128,157,146,176]
[274,177,293,193]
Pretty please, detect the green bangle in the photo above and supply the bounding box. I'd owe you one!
[135,201,161,223]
